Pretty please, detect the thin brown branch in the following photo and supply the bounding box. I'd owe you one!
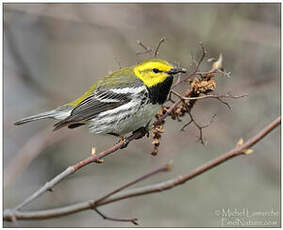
[4,116,280,222]
[136,40,152,56]
[183,93,247,111]
[93,207,138,225]
[194,43,207,74]
[95,162,172,205]
[181,113,216,145]
[216,97,232,110]
[154,89,193,127]
[168,90,217,144]
[153,37,166,57]
[182,93,248,100]
[136,38,166,57]
[91,161,171,225]
[171,42,207,89]
[101,117,280,205]
[13,130,145,211]
[4,126,74,188]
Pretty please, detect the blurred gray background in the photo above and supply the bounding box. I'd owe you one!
[3,3,280,227]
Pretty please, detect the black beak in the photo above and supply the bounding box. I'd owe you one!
[167,66,187,75]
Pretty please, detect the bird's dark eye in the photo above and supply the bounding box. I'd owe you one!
[152,68,160,73]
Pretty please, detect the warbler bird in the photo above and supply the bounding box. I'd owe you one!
[14,59,186,136]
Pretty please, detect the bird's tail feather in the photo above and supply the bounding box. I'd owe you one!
[14,110,57,126]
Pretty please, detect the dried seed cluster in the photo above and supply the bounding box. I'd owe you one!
[151,100,191,155]
[191,77,216,94]
[151,108,166,156]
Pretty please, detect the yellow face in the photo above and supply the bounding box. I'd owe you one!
[133,59,174,87]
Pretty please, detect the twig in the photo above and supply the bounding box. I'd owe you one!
[169,90,218,144]
[216,97,232,110]
[171,42,207,89]
[136,37,166,57]
[181,113,217,145]
[92,162,171,225]
[184,93,247,111]
[182,93,248,100]
[5,162,173,222]
[136,40,152,55]
[188,92,247,112]
[4,126,74,188]
[4,116,280,222]
[153,37,166,57]
[14,130,145,211]
[154,89,193,127]
[95,162,172,205]
[93,207,138,225]
[194,43,207,74]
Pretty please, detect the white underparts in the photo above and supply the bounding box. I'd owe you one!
[87,91,160,135]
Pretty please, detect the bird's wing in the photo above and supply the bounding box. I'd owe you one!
[54,72,145,131]
[53,90,132,130]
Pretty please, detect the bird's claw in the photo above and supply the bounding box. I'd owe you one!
[133,126,150,140]
[119,137,129,149]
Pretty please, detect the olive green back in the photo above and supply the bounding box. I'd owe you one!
[67,66,142,107]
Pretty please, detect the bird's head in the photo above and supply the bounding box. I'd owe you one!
[133,58,187,88]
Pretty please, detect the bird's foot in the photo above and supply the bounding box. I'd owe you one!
[108,133,129,149]
[132,125,150,140]
[119,136,129,149]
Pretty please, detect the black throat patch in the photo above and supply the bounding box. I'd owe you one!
[147,76,173,105]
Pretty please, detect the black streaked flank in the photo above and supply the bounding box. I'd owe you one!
[68,123,85,129]
[147,76,173,104]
